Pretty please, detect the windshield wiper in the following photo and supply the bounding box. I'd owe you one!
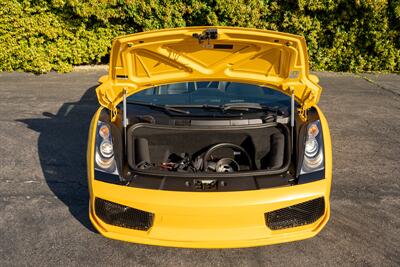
[221,102,263,111]
[171,103,264,112]
[222,103,287,116]
[126,100,190,114]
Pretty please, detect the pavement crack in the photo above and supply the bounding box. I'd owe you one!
[357,74,400,98]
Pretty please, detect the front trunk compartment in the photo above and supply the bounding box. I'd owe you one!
[126,123,291,177]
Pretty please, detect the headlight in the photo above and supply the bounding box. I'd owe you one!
[95,121,118,175]
[301,120,324,174]
[304,139,319,158]
[99,140,113,158]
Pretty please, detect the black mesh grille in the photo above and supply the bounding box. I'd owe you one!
[265,197,325,230]
[95,198,154,231]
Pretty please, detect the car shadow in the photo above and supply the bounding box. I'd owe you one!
[18,86,99,231]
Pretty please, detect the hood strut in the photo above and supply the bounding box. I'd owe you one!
[291,88,295,152]
[123,88,127,156]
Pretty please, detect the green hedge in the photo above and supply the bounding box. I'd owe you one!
[1,0,399,73]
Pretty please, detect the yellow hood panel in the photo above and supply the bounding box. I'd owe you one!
[97,27,321,115]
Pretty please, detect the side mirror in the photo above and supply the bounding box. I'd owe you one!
[309,74,319,84]
[98,75,108,84]
[42,112,56,118]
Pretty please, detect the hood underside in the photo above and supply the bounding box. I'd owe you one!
[97,27,321,120]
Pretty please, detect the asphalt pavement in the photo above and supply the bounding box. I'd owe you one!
[0,69,399,266]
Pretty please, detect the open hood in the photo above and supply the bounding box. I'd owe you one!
[97,27,322,120]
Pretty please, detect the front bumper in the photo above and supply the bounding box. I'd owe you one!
[87,106,332,248]
[89,178,330,248]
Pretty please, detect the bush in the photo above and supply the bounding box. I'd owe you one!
[0,0,399,73]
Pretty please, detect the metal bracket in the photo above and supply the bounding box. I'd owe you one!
[298,90,315,121]
[298,107,308,122]
[110,107,118,122]
[192,28,218,44]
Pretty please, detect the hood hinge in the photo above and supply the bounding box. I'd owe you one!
[298,90,316,121]
[110,107,118,122]
[109,88,126,122]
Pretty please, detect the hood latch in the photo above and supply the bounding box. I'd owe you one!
[192,28,218,44]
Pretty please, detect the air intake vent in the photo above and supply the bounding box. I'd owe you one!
[265,197,325,230]
[95,198,154,231]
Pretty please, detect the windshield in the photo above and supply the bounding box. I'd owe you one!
[128,81,291,109]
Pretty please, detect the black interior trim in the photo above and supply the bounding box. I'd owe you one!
[126,172,292,191]
[126,123,291,178]
[94,170,124,185]
[297,170,325,184]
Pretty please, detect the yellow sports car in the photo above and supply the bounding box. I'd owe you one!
[87,26,332,248]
